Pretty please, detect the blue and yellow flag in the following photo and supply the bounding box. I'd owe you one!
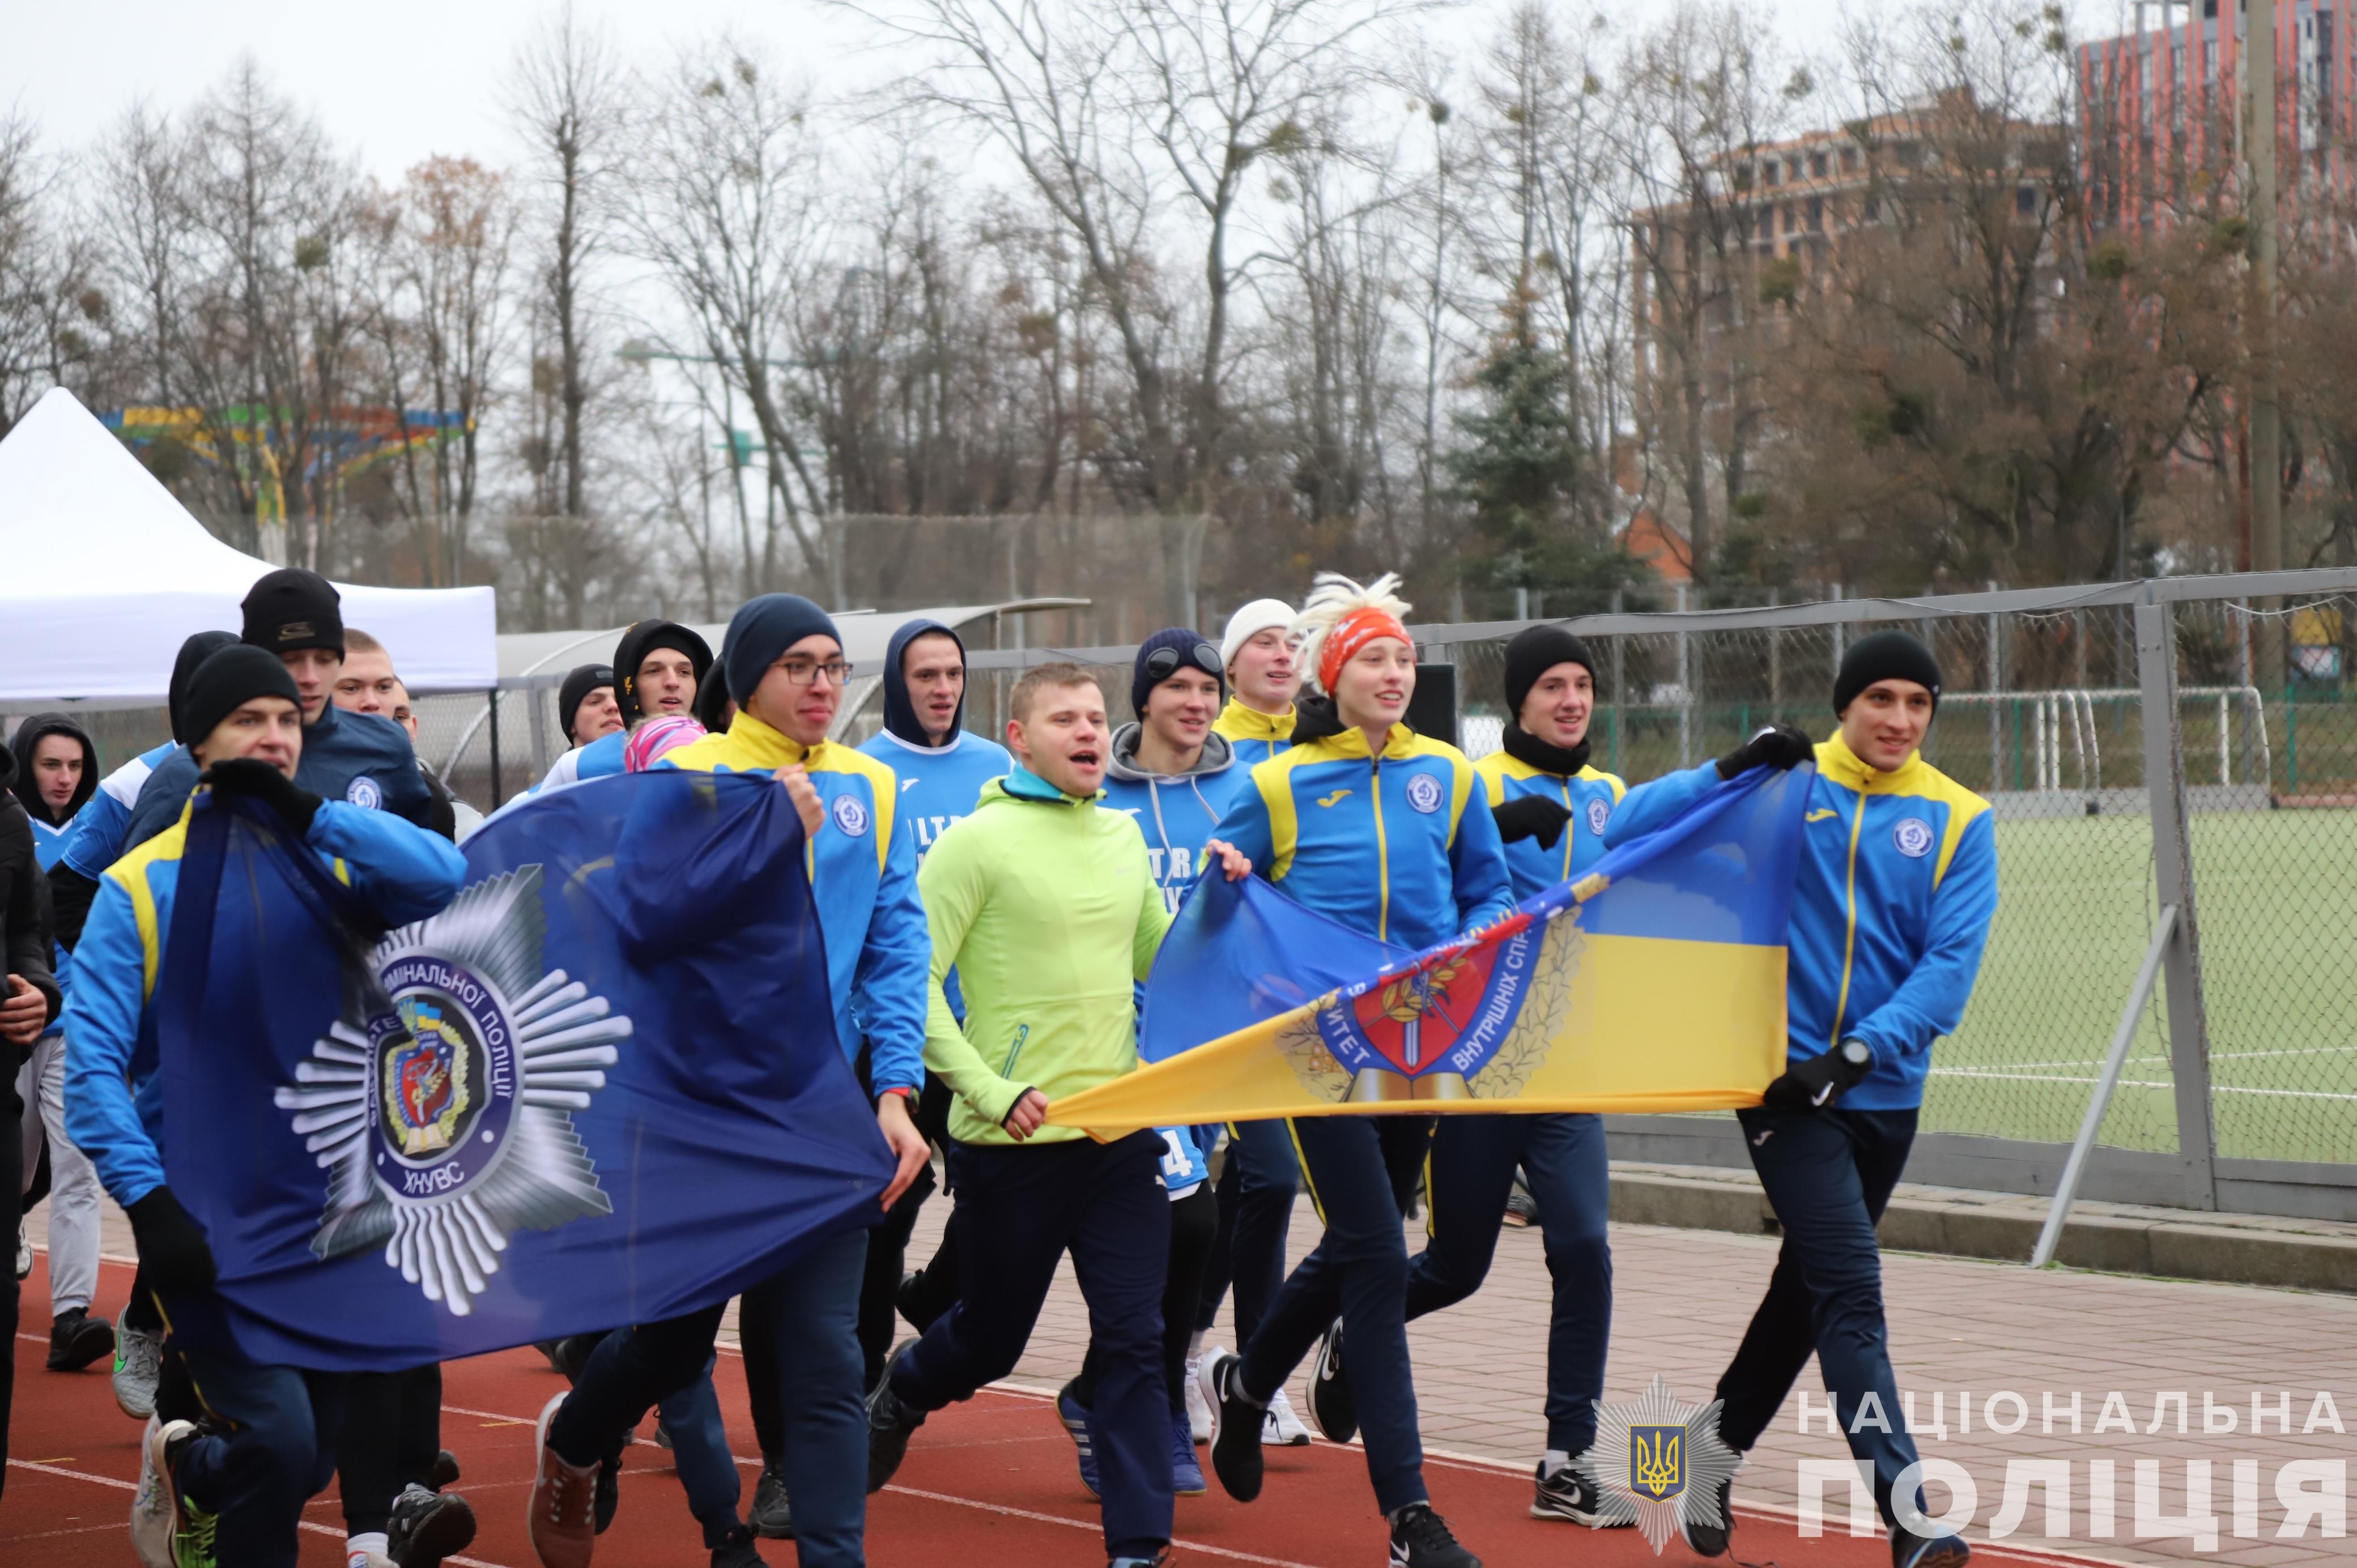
[156,773,893,1371]
[1046,765,1810,1131]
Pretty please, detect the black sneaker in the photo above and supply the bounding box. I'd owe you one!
[1308,1317,1355,1443]
[427,1448,461,1490]
[1530,1461,1623,1525]
[1201,1350,1265,1503]
[1680,1472,1735,1557]
[387,1481,476,1567]
[713,1522,767,1567]
[46,1307,114,1372]
[894,1271,946,1335]
[1108,1552,1172,1568]
[594,1435,627,1534]
[1388,1502,1479,1568]
[750,1463,794,1538]
[866,1342,926,1492]
[1891,1525,1972,1568]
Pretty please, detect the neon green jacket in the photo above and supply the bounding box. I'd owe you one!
[916,770,1170,1146]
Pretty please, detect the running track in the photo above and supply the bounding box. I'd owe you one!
[5,1257,2109,1567]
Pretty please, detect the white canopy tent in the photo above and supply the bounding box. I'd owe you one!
[0,387,497,705]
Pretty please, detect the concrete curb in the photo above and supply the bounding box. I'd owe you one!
[1607,1164,2357,1294]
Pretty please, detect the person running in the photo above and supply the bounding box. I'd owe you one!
[1605,630,1996,1568]
[534,622,711,794]
[1194,572,1511,1568]
[1069,629,1242,1498]
[63,644,466,1568]
[527,594,930,1568]
[1191,599,1313,1447]
[0,725,61,1508]
[1373,626,1626,1524]
[122,571,437,847]
[8,714,113,1374]
[865,662,1248,1568]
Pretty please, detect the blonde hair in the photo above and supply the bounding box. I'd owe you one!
[1292,571,1412,694]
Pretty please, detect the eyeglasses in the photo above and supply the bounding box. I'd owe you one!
[775,658,853,688]
[1145,642,1221,682]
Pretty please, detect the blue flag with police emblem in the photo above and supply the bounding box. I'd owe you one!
[154,772,894,1372]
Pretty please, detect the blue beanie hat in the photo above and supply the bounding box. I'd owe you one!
[1130,627,1223,721]
[724,594,843,706]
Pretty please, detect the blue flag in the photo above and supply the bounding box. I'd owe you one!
[157,773,893,1371]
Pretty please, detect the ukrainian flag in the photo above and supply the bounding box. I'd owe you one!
[1046,765,1811,1131]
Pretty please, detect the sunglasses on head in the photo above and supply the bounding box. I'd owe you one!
[1146,642,1222,683]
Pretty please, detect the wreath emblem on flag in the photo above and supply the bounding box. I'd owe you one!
[273,867,632,1316]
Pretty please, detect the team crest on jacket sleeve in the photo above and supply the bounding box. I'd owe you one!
[1586,797,1611,837]
[1573,1375,1742,1553]
[273,866,631,1316]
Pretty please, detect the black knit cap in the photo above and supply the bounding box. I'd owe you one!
[1503,625,1598,718]
[1130,627,1223,720]
[181,645,303,751]
[170,629,241,743]
[558,663,616,744]
[612,620,714,723]
[1834,630,1943,715]
[241,568,344,657]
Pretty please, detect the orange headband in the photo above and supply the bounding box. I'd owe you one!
[1318,607,1410,693]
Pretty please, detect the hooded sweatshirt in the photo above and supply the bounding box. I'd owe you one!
[11,714,99,866]
[916,772,1169,1147]
[1099,724,1244,915]
[539,619,717,794]
[856,619,1011,871]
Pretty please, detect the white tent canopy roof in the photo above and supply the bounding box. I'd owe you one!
[0,387,497,705]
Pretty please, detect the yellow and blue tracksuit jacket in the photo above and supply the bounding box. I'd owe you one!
[1212,698,1295,768]
[62,800,466,1209]
[1473,752,1626,902]
[1606,734,1998,1110]
[659,711,930,1096]
[1211,722,1514,951]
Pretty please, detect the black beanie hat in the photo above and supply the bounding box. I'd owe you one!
[241,568,344,657]
[182,645,303,751]
[1502,625,1598,718]
[558,663,616,744]
[612,620,714,723]
[722,595,842,707]
[1131,627,1223,721]
[1834,630,1943,715]
[170,629,241,743]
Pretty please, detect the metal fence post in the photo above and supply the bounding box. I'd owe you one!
[2134,596,2219,1211]
[1675,582,1692,768]
[488,686,504,808]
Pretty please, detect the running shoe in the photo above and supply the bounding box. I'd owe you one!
[147,1418,218,1568]
[526,1391,598,1568]
[1170,1411,1206,1496]
[114,1324,164,1420]
[1182,1352,1212,1443]
[1388,1502,1479,1568]
[48,1306,114,1371]
[388,1482,476,1567]
[1529,1460,1626,1524]
[749,1464,794,1538]
[1891,1526,1972,1568]
[1308,1316,1355,1443]
[1199,1350,1265,1503]
[1680,1467,1737,1557]
[13,1221,27,1281]
[1056,1379,1103,1498]
[712,1523,767,1567]
[427,1450,462,1490]
[865,1341,926,1492]
[1263,1388,1311,1446]
[130,1416,173,1568]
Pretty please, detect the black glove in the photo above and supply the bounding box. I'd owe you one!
[1763,1039,1874,1111]
[126,1186,218,1295]
[201,757,324,838]
[1492,795,1574,850]
[1716,724,1816,781]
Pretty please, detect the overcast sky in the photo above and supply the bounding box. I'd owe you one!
[5,0,2132,183]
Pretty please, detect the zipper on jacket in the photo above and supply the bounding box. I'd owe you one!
[1371,756,1391,940]
[1829,781,1868,1047]
[1556,775,1575,883]
[1002,1022,1031,1079]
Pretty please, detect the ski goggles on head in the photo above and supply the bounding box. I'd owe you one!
[1145,642,1222,683]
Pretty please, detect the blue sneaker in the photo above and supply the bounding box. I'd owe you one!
[1056,1379,1101,1499]
[1171,1412,1206,1496]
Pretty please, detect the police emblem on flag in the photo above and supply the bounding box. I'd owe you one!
[1574,1375,1741,1552]
[273,866,632,1316]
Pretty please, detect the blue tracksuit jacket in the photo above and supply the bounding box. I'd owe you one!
[1473,751,1625,901]
[660,712,930,1096]
[123,704,435,849]
[1606,735,1999,1110]
[1211,721,1514,951]
[62,799,466,1208]
[856,728,1012,870]
[59,741,178,881]
[1211,698,1296,769]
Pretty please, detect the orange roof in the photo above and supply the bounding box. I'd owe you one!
[1620,507,1693,583]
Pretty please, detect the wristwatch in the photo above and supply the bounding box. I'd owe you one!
[1838,1038,1873,1072]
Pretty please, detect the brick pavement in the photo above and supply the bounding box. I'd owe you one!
[26,1175,2355,1566]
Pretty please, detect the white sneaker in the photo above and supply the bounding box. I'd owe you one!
[13,1222,28,1281]
[1183,1354,1213,1443]
[114,1324,164,1421]
[130,1417,174,1568]
[1263,1387,1311,1446]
